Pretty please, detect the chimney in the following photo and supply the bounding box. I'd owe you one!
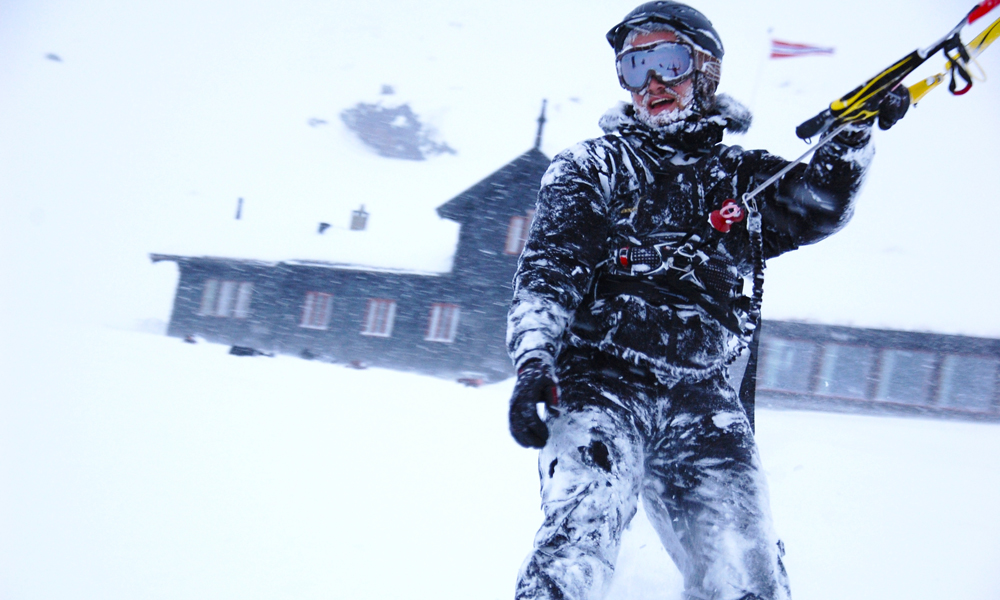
[350,205,369,231]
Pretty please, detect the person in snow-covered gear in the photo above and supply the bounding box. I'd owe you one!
[506,3,909,600]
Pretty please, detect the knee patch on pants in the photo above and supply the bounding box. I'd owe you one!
[540,409,638,488]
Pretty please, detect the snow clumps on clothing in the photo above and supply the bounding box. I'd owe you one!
[508,95,872,384]
[599,93,752,137]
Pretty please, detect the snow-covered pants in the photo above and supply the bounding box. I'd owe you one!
[515,351,790,600]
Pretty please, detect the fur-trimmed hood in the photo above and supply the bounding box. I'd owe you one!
[599,93,752,154]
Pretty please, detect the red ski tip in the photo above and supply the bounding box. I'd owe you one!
[969,0,1000,24]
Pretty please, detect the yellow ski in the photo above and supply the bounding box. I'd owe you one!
[796,0,1000,140]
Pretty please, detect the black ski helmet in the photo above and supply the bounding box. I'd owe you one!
[606,1,724,60]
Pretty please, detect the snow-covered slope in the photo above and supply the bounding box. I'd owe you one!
[1,324,998,600]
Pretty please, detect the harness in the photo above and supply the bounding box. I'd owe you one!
[585,133,779,430]
[592,209,766,430]
[594,227,751,339]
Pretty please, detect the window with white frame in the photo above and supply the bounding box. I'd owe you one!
[425,303,460,343]
[361,299,397,337]
[935,355,998,410]
[504,210,536,255]
[233,282,253,318]
[875,349,937,405]
[300,291,334,330]
[198,279,253,318]
[758,337,819,393]
[814,343,876,399]
[199,279,219,315]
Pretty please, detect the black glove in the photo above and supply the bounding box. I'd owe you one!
[877,84,910,130]
[508,359,559,448]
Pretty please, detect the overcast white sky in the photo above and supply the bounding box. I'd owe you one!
[0,0,997,337]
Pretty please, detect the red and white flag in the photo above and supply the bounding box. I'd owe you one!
[770,39,835,59]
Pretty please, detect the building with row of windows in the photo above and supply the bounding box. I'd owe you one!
[755,320,999,421]
[152,138,549,384]
[198,275,461,343]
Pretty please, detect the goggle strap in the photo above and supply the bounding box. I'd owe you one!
[692,48,716,74]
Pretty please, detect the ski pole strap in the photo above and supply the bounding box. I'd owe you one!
[738,321,761,434]
[737,196,765,434]
[909,13,1000,103]
[944,36,976,94]
[950,61,975,94]
[739,198,765,338]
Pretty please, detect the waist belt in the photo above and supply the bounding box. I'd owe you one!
[609,235,742,300]
[597,237,748,335]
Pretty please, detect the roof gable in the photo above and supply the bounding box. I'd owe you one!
[436,148,550,223]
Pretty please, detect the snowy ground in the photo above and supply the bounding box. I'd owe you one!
[2,323,999,600]
[3,0,1000,598]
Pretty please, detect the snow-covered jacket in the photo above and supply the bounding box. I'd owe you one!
[507,96,874,384]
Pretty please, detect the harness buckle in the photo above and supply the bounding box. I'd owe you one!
[614,235,710,277]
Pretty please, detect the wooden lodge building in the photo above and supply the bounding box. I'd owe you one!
[152,111,1000,422]
[152,125,550,386]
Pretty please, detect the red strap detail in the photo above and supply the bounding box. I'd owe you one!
[709,199,744,233]
[709,211,732,233]
[953,81,973,95]
[969,0,1000,24]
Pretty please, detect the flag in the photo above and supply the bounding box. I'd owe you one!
[770,39,835,59]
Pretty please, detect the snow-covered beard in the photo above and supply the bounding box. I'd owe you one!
[632,85,697,129]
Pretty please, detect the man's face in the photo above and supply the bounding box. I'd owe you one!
[626,30,695,117]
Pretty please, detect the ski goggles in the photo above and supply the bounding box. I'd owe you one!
[616,41,696,92]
